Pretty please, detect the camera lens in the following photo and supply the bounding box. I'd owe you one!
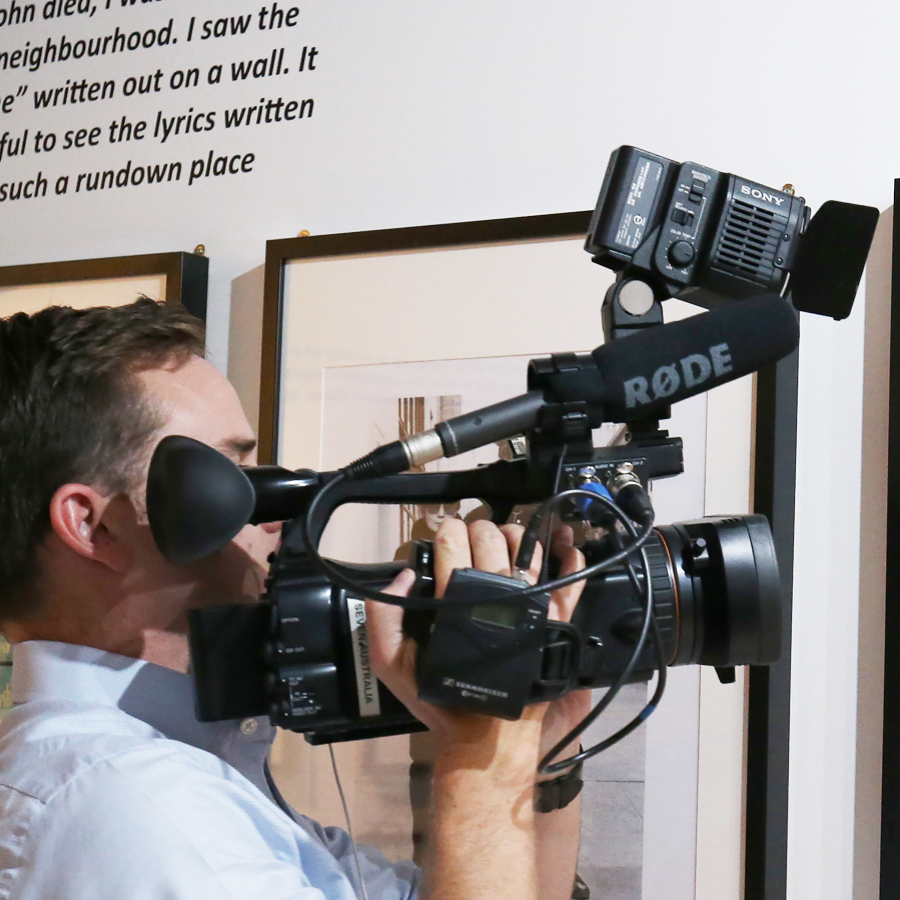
[574,514,782,688]
[653,514,782,667]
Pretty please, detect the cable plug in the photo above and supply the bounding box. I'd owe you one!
[342,442,411,480]
[605,465,654,523]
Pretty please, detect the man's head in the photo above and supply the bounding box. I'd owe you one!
[420,502,461,533]
[0,299,279,670]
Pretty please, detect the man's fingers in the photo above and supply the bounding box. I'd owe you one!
[432,519,579,619]
[549,524,578,558]
[433,518,473,598]
[549,528,586,623]
[383,567,417,598]
[469,520,513,578]
[365,568,415,677]
[499,523,543,584]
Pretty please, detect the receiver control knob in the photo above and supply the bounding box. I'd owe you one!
[668,241,695,267]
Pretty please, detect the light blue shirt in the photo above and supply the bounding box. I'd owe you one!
[0,641,420,900]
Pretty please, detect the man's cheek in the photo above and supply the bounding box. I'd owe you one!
[236,525,281,568]
[201,546,267,604]
[242,566,266,599]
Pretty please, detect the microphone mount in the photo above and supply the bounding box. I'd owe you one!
[522,318,678,504]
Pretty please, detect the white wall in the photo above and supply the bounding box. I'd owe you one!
[1,1,899,895]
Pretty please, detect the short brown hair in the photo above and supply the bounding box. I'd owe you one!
[0,298,205,620]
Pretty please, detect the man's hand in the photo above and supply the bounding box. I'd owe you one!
[366,519,587,749]
[365,518,589,900]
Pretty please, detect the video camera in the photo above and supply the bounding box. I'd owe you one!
[146,146,878,769]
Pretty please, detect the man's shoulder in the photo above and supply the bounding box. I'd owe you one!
[0,701,353,900]
[0,698,224,805]
[0,699,305,877]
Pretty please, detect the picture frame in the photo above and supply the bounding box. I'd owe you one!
[867,187,900,898]
[0,251,208,321]
[258,213,799,900]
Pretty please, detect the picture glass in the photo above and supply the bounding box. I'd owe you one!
[0,275,166,315]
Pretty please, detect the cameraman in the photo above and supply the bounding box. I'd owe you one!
[0,300,588,900]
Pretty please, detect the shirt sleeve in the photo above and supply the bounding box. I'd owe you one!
[292,814,421,900]
[14,745,361,900]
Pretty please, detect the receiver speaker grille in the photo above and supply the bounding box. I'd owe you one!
[713,199,785,281]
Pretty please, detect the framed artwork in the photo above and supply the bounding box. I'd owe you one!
[0,251,208,321]
[0,249,209,721]
[259,214,798,899]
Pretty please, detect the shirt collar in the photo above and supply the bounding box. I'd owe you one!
[11,640,276,796]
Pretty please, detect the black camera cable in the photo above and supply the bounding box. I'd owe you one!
[538,515,666,775]
[559,542,667,762]
[492,478,665,773]
[515,449,567,584]
[301,474,656,611]
[302,468,665,777]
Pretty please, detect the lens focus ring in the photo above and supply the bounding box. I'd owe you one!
[644,535,679,665]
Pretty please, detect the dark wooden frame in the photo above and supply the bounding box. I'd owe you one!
[0,251,208,321]
[880,180,900,897]
[259,213,799,899]
[746,349,798,900]
[259,212,592,464]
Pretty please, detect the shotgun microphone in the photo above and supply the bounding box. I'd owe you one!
[569,291,799,419]
[345,293,799,480]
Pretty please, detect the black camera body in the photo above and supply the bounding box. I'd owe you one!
[187,509,781,744]
[145,145,878,749]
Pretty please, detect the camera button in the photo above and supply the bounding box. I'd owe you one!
[668,241,695,267]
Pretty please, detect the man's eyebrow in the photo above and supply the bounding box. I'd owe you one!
[216,437,258,457]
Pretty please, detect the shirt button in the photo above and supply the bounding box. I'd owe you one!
[239,718,258,735]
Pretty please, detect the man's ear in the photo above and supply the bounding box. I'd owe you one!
[48,484,130,573]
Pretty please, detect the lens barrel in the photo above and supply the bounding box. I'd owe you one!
[653,514,782,667]
[574,513,782,688]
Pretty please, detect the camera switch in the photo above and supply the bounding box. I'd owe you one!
[671,207,694,227]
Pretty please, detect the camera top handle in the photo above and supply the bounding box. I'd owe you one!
[147,435,680,567]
